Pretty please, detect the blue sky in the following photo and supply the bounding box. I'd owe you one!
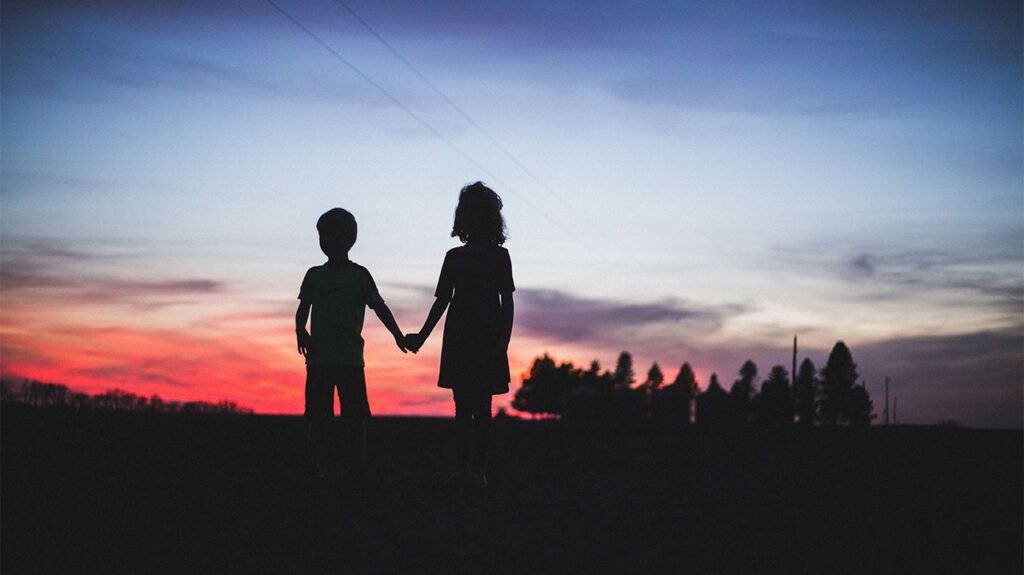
[2,0,1021,425]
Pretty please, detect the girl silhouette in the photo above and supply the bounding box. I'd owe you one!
[407,182,514,487]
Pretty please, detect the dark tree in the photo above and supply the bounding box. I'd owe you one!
[846,384,875,427]
[512,354,565,417]
[757,365,792,425]
[653,362,698,424]
[793,358,818,425]
[612,351,636,390]
[581,360,600,389]
[696,373,731,425]
[730,360,758,424]
[819,341,860,425]
[640,362,664,417]
[1,381,251,414]
[69,392,91,409]
[642,363,664,393]
[0,379,13,402]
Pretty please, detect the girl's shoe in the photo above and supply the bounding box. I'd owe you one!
[445,470,470,486]
[446,469,487,488]
[467,470,488,488]
[338,465,367,488]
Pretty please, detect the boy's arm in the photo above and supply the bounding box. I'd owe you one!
[369,299,408,353]
[295,300,312,356]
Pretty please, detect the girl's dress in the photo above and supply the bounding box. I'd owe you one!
[434,243,514,395]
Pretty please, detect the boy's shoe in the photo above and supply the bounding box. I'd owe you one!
[446,469,487,488]
[306,471,328,488]
[445,470,470,487]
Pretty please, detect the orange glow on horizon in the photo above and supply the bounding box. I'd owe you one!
[0,298,546,415]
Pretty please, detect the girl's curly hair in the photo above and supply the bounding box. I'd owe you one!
[451,181,506,245]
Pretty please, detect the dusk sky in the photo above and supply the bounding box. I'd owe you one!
[2,0,1021,427]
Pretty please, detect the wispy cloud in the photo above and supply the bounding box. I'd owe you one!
[514,287,750,344]
[773,230,1024,317]
[0,237,226,309]
[856,327,1024,428]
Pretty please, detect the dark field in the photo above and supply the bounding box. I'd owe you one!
[3,405,1021,574]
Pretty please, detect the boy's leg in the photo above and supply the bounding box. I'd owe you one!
[307,420,328,473]
[470,394,493,470]
[340,418,367,471]
[336,365,371,477]
[304,364,334,479]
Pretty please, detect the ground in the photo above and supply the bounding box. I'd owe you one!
[2,405,1021,574]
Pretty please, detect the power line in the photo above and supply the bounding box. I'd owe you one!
[265,0,672,291]
[264,0,584,240]
[264,0,494,184]
[331,0,575,209]
[331,0,618,243]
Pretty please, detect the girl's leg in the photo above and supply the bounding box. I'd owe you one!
[470,394,493,470]
[453,389,473,471]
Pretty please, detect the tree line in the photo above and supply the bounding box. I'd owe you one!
[0,379,253,415]
[512,341,874,426]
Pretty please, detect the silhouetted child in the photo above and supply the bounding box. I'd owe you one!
[295,208,408,486]
[406,182,515,488]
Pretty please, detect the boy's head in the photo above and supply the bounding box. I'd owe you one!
[317,208,357,258]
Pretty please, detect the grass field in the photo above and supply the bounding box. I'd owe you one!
[2,404,1021,574]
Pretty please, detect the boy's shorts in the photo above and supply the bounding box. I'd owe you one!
[304,363,371,420]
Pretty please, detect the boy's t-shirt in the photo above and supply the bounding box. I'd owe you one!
[298,261,383,366]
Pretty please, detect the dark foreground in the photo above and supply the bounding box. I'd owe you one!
[3,405,1021,574]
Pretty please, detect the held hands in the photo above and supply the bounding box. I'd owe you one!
[404,332,425,354]
[394,332,409,354]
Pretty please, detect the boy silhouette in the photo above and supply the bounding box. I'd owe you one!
[295,208,408,486]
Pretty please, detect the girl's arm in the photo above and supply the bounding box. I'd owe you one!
[499,290,514,349]
[410,293,452,351]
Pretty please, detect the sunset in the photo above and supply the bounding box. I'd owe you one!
[3,1,1022,572]
[3,0,1020,427]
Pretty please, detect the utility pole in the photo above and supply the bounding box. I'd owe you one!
[792,335,797,421]
[792,335,797,388]
[884,377,890,425]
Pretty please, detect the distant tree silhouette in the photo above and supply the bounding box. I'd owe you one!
[586,360,616,394]
[69,392,92,409]
[757,365,792,425]
[612,351,636,390]
[512,354,578,417]
[563,384,606,420]
[730,360,758,424]
[673,363,699,396]
[846,384,875,427]
[640,362,664,417]
[696,373,731,425]
[642,363,664,392]
[819,342,867,426]
[578,360,603,394]
[652,362,698,424]
[0,379,251,414]
[793,358,818,426]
